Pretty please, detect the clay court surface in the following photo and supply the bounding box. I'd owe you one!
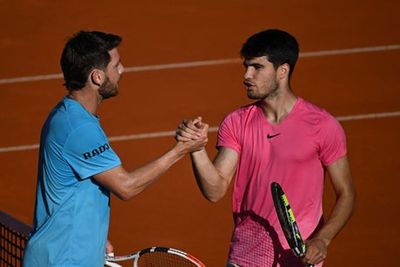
[1,1,399,266]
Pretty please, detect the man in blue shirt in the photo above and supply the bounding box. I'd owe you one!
[23,31,207,267]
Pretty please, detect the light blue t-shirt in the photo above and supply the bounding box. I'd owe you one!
[23,97,121,267]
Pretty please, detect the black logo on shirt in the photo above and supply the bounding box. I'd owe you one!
[82,143,110,160]
[267,133,281,139]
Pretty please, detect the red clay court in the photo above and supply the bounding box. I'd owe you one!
[1,1,399,266]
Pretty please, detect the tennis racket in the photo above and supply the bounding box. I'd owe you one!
[104,246,206,267]
[271,182,314,267]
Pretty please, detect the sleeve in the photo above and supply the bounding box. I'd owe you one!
[318,114,347,166]
[62,122,121,179]
[216,112,241,153]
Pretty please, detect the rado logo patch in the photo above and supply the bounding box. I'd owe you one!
[82,143,110,160]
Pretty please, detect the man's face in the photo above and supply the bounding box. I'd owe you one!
[242,56,279,100]
[99,48,124,99]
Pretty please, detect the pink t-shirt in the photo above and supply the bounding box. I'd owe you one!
[217,98,346,267]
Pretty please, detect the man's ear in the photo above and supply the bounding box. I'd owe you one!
[278,63,290,80]
[89,69,105,86]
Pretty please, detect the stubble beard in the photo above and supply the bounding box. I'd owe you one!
[247,80,279,100]
[98,77,119,99]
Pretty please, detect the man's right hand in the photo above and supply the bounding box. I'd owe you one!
[175,116,209,153]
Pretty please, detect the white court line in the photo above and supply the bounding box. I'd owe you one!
[1,111,399,153]
[0,44,399,85]
[336,111,400,121]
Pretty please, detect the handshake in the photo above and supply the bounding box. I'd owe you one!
[175,116,209,154]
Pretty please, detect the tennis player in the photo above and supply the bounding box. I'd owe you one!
[176,29,356,266]
[23,31,207,267]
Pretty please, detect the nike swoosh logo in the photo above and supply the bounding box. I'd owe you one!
[267,133,281,139]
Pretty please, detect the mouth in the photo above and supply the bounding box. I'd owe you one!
[243,80,255,89]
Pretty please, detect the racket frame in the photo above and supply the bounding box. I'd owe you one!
[104,246,205,267]
[271,182,307,257]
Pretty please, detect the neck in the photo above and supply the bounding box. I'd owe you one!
[67,86,102,114]
[260,88,297,124]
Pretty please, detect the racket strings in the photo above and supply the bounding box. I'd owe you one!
[229,215,276,266]
[138,251,198,266]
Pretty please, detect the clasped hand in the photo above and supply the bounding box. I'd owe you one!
[175,116,209,152]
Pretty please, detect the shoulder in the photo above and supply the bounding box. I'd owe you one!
[52,98,99,130]
[297,98,346,143]
[222,101,261,124]
[44,98,102,144]
[295,98,339,126]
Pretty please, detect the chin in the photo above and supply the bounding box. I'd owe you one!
[101,91,118,99]
[247,92,260,100]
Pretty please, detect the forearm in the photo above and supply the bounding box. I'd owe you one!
[314,189,356,245]
[314,156,356,245]
[304,191,355,265]
[98,143,187,200]
[96,129,208,200]
[304,156,355,265]
[190,149,231,202]
[175,119,236,202]
[122,144,186,198]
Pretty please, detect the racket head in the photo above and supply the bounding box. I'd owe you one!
[271,182,307,258]
[105,246,205,267]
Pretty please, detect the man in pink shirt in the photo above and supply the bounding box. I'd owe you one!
[176,29,355,266]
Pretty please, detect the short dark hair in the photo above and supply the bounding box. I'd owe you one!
[60,31,122,90]
[240,29,299,79]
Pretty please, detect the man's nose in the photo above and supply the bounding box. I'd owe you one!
[244,68,253,79]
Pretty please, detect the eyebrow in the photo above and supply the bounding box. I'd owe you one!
[243,61,264,68]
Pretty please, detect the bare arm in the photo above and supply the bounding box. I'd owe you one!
[191,147,238,202]
[305,155,356,264]
[176,117,238,202]
[93,140,207,201]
